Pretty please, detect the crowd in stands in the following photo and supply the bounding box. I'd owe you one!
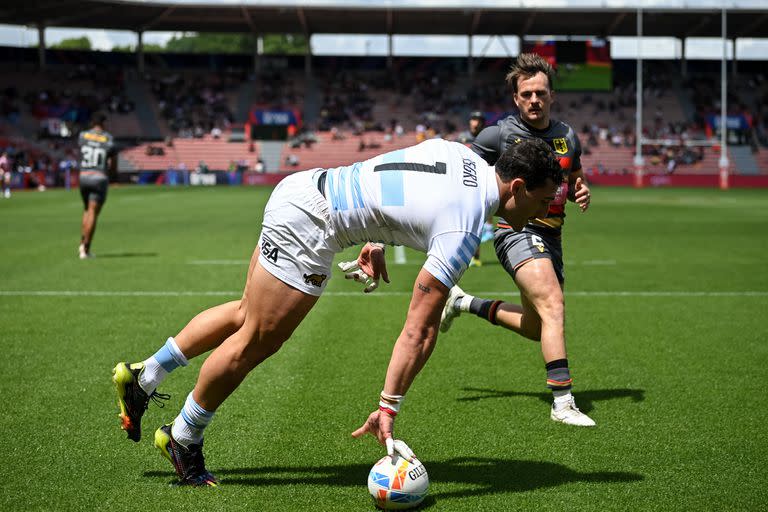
[317,71,377,132]
[314,67,465,140]
[2,51,767,185]
[0,140,79,191]
[1,87,22,126]
[2,65,134,139]
[253,70,302,111]
[688,72,766,152]
[148,70,244,137]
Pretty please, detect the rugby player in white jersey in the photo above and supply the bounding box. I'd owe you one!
[112,137,563,486]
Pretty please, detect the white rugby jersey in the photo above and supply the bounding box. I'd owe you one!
[323,138,499,288]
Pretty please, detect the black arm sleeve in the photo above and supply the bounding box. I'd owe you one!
[572,132,583,172]
[470,125,503,166]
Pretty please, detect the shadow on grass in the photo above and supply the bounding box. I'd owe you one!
[96,252,159,258]
[144,457,642,502]
[457,387,645,414]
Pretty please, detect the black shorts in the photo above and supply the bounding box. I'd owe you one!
[79,173,108,208]
[494,226,564,284]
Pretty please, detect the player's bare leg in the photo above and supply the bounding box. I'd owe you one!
[173,246,261,358]
[493,292,542,343]
[514,260,594,425]
[440,258,594,426]
[79,200,101,258]
[191,260,318,410]
[113,248,258,442]
[155,260,319,485]
[512,259,565,362]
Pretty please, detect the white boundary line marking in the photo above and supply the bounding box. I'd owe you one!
[188,260,250,265]
[1,290,766,298]
[188,259,620,266]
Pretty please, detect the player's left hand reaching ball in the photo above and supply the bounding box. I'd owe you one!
[352,410,415,463]
[573,176,591,213]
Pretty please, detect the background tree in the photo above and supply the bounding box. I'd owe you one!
[162,33,308,54]
[50,36,91,50]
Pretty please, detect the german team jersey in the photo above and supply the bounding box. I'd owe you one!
[78,128,114,174]
[472,115,582,233]
[323,138,499,288]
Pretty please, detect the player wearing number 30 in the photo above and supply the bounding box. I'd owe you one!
[111,137,563,486]
[77,111,114,259]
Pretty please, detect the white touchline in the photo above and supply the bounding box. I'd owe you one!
[0,291,767,298]
[189,260,622,266]
[187,260,250,265]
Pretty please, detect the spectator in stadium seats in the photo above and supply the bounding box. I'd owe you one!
[415,123,426,142]
[110,136,563,487]
[177,162,188,185]
[285,154,299,167]
[0,150,10,199]
[254,158,265,173]
[439,53,595,427]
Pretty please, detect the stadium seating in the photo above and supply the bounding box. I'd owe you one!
[278,131,416,172]
[120,135,259,172]
[2,49,767,183]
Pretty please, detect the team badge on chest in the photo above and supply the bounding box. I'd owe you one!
[553,138,568,155]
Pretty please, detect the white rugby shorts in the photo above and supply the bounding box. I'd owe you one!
[257,170,341,296]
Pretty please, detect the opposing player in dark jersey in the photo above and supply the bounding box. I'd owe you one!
[441,53,595,426]
[455,110,486,146]
[78,112,114,259]
[456,111,494,266]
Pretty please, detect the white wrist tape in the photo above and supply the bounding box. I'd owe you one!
[379,391,405,414]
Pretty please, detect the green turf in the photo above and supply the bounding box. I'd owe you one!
[556,63,613,91]
[1,185,766,511]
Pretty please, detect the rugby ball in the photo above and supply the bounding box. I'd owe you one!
[367,455,429,510]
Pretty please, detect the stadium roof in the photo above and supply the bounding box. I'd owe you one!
[2,1,767,39]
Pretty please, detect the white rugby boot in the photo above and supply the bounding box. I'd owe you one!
[551,397,596,427]
[440,285,467,333]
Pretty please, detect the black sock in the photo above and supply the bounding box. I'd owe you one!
[469,298,502,324]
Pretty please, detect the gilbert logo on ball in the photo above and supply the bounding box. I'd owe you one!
[367,455,429,510]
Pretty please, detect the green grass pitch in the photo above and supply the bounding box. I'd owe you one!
[1,184,766,511]
[555,63,612,91]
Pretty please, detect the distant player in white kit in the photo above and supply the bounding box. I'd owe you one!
[112,137,563,486]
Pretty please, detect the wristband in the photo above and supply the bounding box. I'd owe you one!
[370,242,386,252]
[379,391,404,416]
[379,406,397,417]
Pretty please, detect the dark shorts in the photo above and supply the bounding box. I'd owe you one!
[79,173,108,208]
[494,226,564,284]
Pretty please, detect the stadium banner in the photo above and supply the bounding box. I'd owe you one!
[706,114,751,131]
[588,173,768,188]
[249,109,301,126]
